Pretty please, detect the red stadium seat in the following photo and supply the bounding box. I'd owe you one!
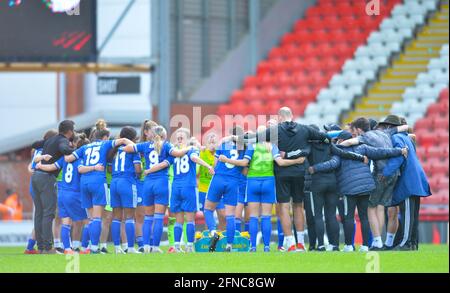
[439,88,449,102]
[433,117,449,131]
[243,76,260,89]
[414,119,433,131]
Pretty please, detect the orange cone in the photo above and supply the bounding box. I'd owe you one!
[354,220,363,245]
[432,223,441,245]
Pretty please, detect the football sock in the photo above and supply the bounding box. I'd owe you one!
[244,221,250,233]
[111,219,121,247]
[226,216,235,245]
[186,222,195,244]
[26,238,36,251]
[385,233,395,247]
[152,213,165,248]
[81,225,90,249]
[297,231,305,245]
[174,222,183,247]
[167,217,176,247]
[204,209,216,233]
[277,217,284,247]
[261,216,272,248]
[125,219,135,249]
[235,218,242,232]
[89,218,102,250]
[143,215,153,249]
[61,225,72,250]
[249,217,258,248]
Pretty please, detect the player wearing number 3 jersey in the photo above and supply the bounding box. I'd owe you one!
[204,128,246,253]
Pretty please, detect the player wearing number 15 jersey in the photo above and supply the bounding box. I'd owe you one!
[65,128,133,254]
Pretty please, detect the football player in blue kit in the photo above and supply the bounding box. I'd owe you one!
[123,125,192,253]
[110,127,142,254]
[65,127,134,254]
[204,127,247,252]
[145,128,215,253]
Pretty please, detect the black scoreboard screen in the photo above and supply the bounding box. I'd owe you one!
[0,0,96,62]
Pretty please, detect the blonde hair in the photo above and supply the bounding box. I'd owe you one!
[153,126,167,155]
[140,119,158,142]
[176,128,190,140]
[257,126,272,153]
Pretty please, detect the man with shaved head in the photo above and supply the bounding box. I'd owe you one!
[242,107,330,252]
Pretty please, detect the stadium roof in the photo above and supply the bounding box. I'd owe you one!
[0,110,150,155]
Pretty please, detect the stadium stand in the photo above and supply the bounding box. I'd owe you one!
[391,44,449,125]
[344,0,448,124]
[300,0,414,125]
[415,87,449,217]
[216,0,400,127]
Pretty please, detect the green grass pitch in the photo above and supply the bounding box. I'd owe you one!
[0,244,448,273]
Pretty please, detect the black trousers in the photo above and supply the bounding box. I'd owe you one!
[311,185,339,247]
[344,194,370,247]
[397,196,421,248]
[303,191,317,248]
[31,171,57,251]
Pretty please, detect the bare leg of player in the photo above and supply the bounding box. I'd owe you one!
[53,210,62,252]
[100,209,112,253]
[279,202,295,251]
[135,205,145,252]
[385,206,399,249]
[292,202,306,251]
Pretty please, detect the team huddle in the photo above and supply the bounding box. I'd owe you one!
[25,106,431,255]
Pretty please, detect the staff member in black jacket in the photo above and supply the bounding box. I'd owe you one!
[31,120,76,253]
[307,124,367,251]
[243,107,329,251]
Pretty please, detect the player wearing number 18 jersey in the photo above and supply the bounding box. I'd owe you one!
[166,129,214,253]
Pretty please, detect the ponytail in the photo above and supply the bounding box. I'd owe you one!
[152,126,167,155]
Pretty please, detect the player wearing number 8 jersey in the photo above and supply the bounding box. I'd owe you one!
[37,133,91,254]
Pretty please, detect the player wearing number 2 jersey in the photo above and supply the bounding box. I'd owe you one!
[123,126,191,253]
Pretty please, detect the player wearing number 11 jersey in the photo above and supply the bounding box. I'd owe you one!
[110,127,142,254]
